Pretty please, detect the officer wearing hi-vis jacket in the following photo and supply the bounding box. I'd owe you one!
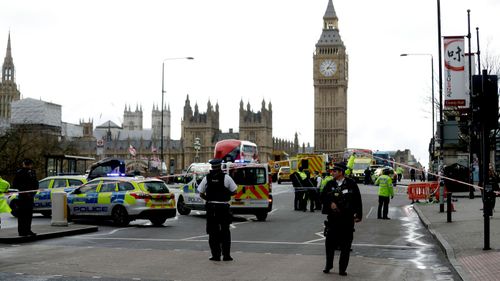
[198,159,237,261]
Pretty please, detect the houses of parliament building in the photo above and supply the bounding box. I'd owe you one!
[1,0,347,175]
[0,32,299,174]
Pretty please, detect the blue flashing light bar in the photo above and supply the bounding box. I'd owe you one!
[107,172,127,177]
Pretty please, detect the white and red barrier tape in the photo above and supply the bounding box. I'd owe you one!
[370,155,490,193]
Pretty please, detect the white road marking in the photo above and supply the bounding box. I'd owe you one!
[68,236,425,249]
[304,231,325,243]
[366,207,374,219]
[81,228,128,236]
[182,234,208,240]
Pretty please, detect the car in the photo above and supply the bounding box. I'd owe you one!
[371,166,398,185]
[277,166,291,184]
[87,157,127,180]
[177,162,273,221]
[67,176,176,226]
[8,175,87,217]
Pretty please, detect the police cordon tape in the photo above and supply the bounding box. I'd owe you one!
[5,163,265,195]
[370,155,492,194]
[4,177,175,195]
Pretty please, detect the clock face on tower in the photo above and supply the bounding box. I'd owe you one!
[319,59,337,77]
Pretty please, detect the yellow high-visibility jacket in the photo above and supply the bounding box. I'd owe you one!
[375,174,394,197]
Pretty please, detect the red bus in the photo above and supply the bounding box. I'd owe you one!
[214,139,258,163]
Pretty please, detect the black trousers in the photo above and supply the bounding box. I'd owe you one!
[294,190,306,210]
[324,220,353,273]
[307,189,318,211]
[17,195,34,235]
[206,203,232,258]
[364,176,371,184]
[378,196,390,219]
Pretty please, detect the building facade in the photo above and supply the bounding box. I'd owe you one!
[313,0,348,156]
[0,33,20,120]
[239,100,273,163]
[181,95,220,166]
[0,33,296,175]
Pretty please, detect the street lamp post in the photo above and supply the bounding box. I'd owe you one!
[193,137,201,162]
[400,53,435,164]
[160,57,194,174]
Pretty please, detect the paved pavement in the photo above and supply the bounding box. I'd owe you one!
[414,192,500,281]
[0,223,98,243]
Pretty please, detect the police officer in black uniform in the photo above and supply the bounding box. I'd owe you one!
[12,159,39,237]
[197,159,237,261]
[321,162,363,276]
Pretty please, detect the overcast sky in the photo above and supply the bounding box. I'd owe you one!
[1,0,499,164]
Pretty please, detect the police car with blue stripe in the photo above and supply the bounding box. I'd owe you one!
[8,175,87,217]
[67,176,176,226]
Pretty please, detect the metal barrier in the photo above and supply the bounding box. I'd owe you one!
[407,182,442,201]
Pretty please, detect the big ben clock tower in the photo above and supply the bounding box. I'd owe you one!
[313,0,348,156]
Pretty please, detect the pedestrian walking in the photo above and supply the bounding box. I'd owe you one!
[321,162,363,276]
[197,159,237,261]
[410,168,416,182]
[0,176,12,229]
[375,168,394,220]
[420,167,426,182]
[12,159,39,237]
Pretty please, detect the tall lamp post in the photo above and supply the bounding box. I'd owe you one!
[161,57,194,174]
[400,53,435,166]
[193,137,201,163]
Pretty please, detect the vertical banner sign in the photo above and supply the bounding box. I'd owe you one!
[444,36,466,107]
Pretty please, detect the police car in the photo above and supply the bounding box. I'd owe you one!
[67,177,176,226]
[176,162,273,221]
[8,175,87,217]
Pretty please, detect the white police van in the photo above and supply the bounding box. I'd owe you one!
[176,162,272,221]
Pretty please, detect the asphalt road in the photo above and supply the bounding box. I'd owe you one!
[0,182,461,280]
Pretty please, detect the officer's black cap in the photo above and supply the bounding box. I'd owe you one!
[332,162,347,172]
[209,158,223,167]
[22,159,34,166]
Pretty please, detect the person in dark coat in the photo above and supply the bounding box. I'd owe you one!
[420,167,426,182]
[291,167,308,211]
[302,170,317,212]
[321,162,363,276]
[410,168,416,182]
[364,166,371,184]
[198,159,237,261]
[12,159,39,237]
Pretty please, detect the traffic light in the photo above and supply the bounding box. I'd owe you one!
[472,74,499,129]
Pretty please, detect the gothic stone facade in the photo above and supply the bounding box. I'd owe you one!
[0,33,20,120]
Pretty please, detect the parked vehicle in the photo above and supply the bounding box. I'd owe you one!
[67,176,176,226]
[8,175,87,217]
[371,166,398,185]
[351,157,374,183]
[177,162,272,221]
[277,166,291,184]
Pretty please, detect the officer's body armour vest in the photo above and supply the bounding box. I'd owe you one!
[206,171,232,202]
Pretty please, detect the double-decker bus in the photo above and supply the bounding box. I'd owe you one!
[214,139,258,163]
